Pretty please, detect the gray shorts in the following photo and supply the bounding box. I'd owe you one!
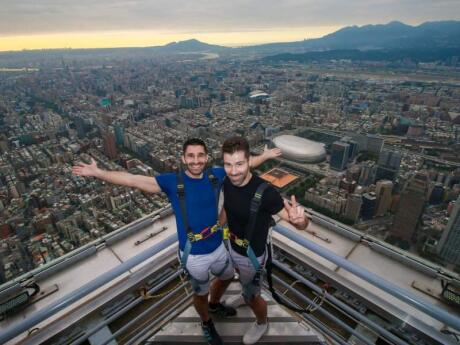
[228,245,267,299]
[181,243,234,295]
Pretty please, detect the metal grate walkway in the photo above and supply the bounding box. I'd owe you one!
[147,282,326,344]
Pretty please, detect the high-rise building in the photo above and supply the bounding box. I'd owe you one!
[390,172,428,242]
[429,183,444,205]
[348,133,367,153]
[361,192,377,220]
[114,123,125,147]
[103,131,118,160]
[375,180,393,217]
[340,178,356,193]
[376,149,401,182]
[358,162,377,186]
[366,134,384,155]
[438,195,460,265]
[74,116,87,139]
[341,136,359,160]
[345,194,362,222]
[346,164,361,182]
[330,141,350,171]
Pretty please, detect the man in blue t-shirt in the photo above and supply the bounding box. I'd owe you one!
[72,138,280,345]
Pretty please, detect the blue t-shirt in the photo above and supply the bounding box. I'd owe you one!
[156,167,226,254]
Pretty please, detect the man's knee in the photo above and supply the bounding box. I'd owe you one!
[194,292,209,301]
[188,274,210,295]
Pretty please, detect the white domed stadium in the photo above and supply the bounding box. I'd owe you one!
[272,135,326,163]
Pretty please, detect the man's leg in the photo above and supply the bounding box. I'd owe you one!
[209,277,233,304]
[242,294,268,345]
[246,294,267,324]
[185,253,223,345]
[209,244,237,316]
[230,248,269,345]
[193,293,211,321]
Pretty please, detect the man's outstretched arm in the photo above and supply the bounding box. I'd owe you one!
[72,158,162,194]
[249,145,282,168]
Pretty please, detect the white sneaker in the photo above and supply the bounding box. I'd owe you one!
[225,294,246,309]
[243,321,268,345]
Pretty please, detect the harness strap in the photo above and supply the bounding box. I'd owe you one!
[180,239,192,269]
[176,172,192,239]
[244,182,270,249]
[188,223,223,242]
[206,169,220,220]
[242,182,270,290]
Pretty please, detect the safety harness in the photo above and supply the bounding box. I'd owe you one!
[176,169,229,293]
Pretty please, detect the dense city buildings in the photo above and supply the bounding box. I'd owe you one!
[0,48,460,284]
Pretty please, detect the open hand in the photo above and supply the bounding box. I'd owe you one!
[72,158,100,177]
[263,145,282,159]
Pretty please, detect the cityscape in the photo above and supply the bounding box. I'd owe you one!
[0,5,460,343]
[1,37,460,283]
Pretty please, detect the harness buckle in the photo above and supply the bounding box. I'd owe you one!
[253,268,263,285]
[177,184,185,197]
[242,239,250,249]
[222,226,229,240]
[194,233,203,241]
[187,232,195,242]
[210,224,219,233]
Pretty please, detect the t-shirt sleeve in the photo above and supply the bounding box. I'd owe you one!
[155,173,174,196]
[263,186,284,215]
[212,167,226,183]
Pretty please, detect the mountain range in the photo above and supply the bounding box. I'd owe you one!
[150,20,460,54]
[1,21,460,62]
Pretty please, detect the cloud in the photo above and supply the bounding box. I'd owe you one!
[0,0,459,36]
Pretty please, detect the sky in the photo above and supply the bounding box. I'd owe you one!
[0,0,459,52]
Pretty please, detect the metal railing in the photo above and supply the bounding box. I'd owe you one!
[273,224,460,332]
[0,233,178,344]
[271,259,409,345]
[0,208,168,301]
[2,220,459,344]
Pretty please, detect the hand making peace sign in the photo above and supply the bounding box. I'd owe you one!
[283,195,307,227]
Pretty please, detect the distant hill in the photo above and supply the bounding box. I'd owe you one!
[151,39,227,53]
[259,21,460,64]
[239,21,460,54]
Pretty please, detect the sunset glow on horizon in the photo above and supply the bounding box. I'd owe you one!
[0,26,340,52]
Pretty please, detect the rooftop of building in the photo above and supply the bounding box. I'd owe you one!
[0,205,458,344]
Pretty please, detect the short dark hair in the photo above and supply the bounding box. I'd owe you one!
[183,138,208,154]
[222,136,250,159]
